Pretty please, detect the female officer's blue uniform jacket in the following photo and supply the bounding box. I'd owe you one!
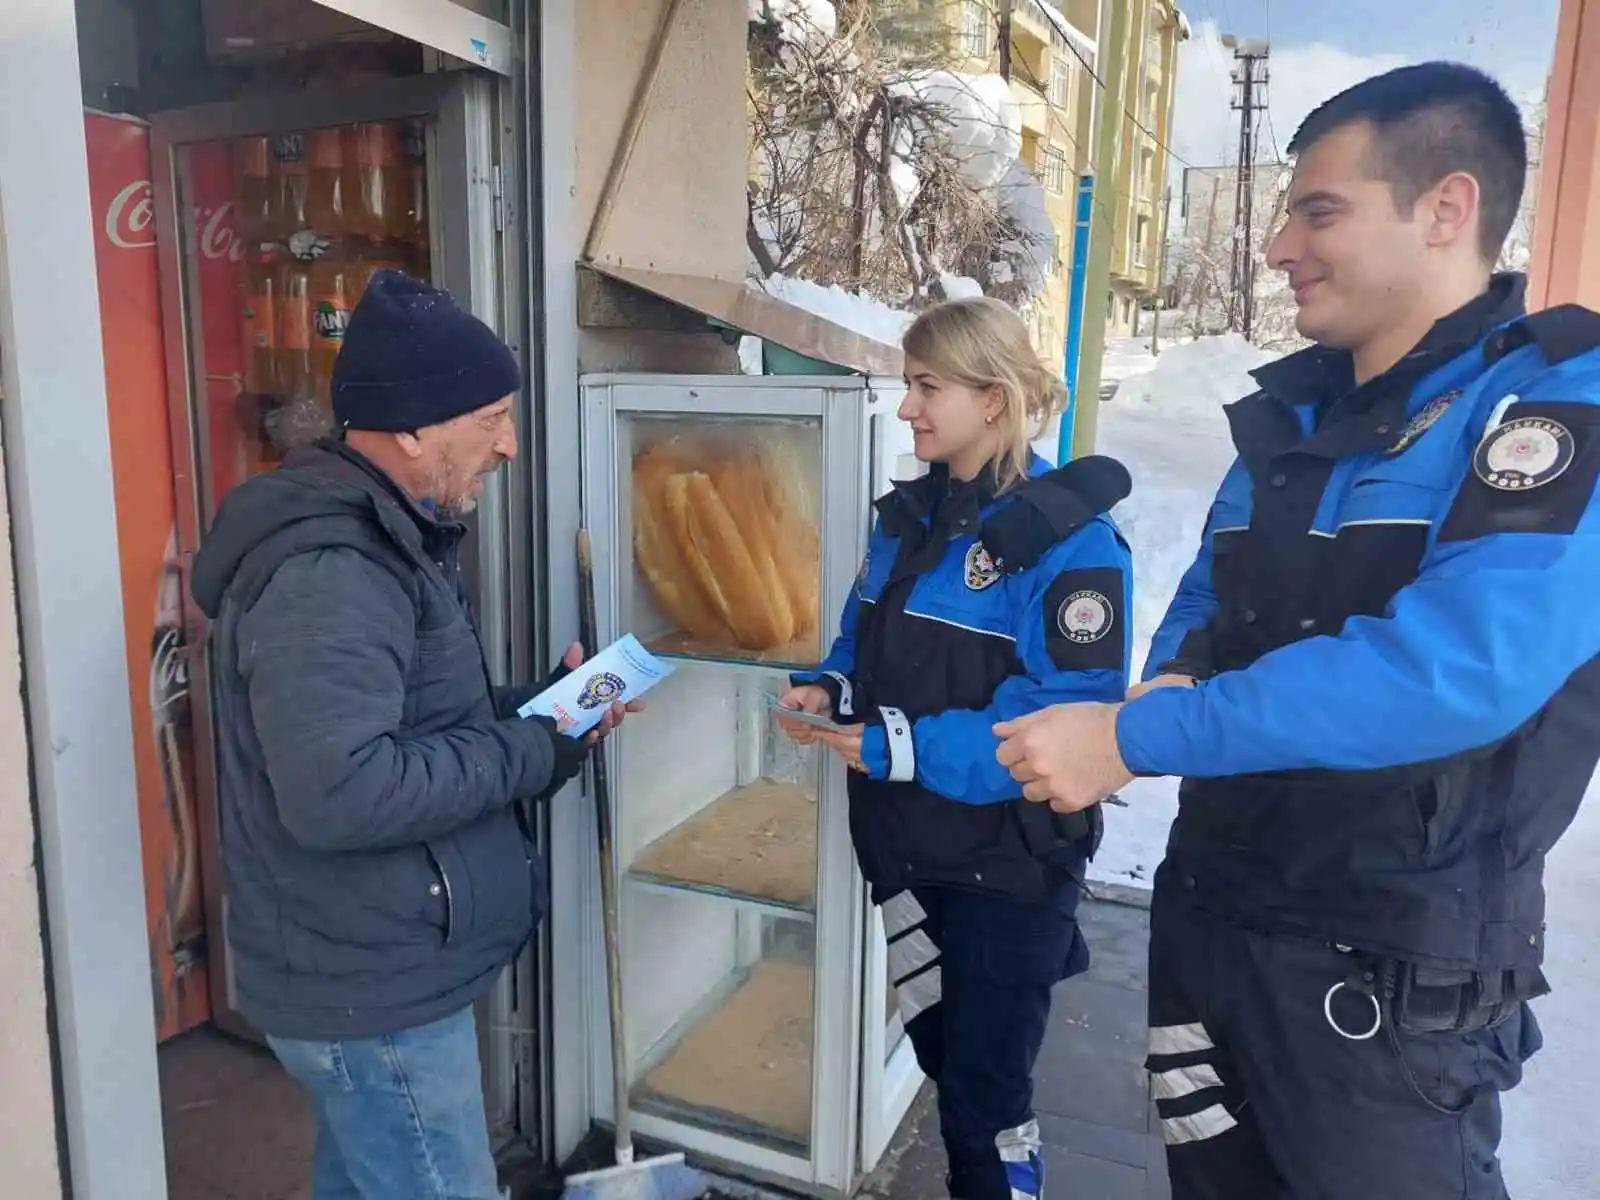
[1120,275,1600,987]
[795,452,1134,905]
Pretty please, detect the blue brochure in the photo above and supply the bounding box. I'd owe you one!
[518,634,674,736]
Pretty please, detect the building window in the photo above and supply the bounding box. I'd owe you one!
[1052,231,1064,269]
[1043,145,1068,194]
[962,0,988,57]
[1049,60,1070,108]
[1134,215,1150,266]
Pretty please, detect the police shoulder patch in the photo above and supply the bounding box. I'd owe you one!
[1472,415,1575,491]
[964,541,1002,590]
[1042,568,1124,672]
[1440,399,1600,543]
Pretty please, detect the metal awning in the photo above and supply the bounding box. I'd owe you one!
[584,262,905,378]
[310,0,513,75]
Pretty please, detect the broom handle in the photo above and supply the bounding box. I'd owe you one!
[577,529,634,1161]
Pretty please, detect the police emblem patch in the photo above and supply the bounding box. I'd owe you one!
[577,671,627,710]
[1473,416,1574,491]
[1384,389,1461,457]
[964,542,1002,590]
[1057,590,1113,644]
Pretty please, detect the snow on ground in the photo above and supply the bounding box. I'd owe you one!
[1084,334,1277,887]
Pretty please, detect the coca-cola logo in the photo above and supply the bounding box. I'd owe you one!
[106,179,156,250]
[195,202,245,264]
[104,183,244,262]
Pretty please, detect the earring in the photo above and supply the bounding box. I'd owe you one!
[986,415,995,425]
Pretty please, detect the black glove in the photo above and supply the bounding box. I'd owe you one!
[526,714,591,795]
[494,660,577,719]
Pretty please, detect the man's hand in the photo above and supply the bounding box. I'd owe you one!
[775,684,833,746]
[550,642,644,745]
[1126,673,1194,702]
[994,703,1133,812]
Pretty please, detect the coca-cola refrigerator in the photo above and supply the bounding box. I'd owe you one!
[148,69,536,1141]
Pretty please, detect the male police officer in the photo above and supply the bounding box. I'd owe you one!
[995,63,1600,1196]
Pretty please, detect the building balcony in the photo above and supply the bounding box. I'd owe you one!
[1011,76,1053,137]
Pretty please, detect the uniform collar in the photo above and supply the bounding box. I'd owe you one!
[1230,274,1527,464]
[1249,273,1526,411]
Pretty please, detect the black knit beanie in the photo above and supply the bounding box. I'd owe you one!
[331,270,521,432]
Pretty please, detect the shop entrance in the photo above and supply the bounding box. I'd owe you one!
[76,1,543,1195]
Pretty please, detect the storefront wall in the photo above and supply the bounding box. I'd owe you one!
[0,1,166,1197]
[1530,0,1600,311]
[0,440,61,1199]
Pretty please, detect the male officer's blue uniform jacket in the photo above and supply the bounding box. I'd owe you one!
[1118,275,1600,987]
[795,453,1134,905]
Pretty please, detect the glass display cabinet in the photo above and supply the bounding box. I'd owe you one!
[578,375,923,1192]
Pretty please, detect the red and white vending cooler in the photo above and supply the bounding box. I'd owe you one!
[85,109,212,1044]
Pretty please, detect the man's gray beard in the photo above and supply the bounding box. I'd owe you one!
[439,494,479,518]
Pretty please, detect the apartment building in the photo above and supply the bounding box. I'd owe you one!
[937,0,1188,353]
[1103,0,1188,336]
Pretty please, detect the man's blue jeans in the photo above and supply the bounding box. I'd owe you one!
[268,1005,503,1200]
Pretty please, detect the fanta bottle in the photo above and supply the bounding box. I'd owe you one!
[310,246,352,414]
[233,137,276,243]
[272,133,309,238]
[241,245,280,396]
[345,123,412,241]
[277,256,315,403]
[306,128,345,236]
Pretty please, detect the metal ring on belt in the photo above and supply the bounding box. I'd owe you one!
[1323,981,1383,1041]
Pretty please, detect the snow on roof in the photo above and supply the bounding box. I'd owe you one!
[1028,1,1097,62]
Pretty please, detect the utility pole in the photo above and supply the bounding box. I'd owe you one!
[1222,35,1269,340]
[1067,0,1132,460]
[1150,185,1172,354]
[998,0,1014,81]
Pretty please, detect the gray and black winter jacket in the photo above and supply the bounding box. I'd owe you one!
[191,442,583,1039]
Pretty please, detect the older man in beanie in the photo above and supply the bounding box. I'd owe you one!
[192,271,626,1199]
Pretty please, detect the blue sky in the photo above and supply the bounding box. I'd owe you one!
[1169,0,1562,167]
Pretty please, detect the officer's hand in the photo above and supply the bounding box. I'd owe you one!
[815,725,867,774]
[993,702,1133,813]
[1126,673,1194,701]
[776,684,832,745]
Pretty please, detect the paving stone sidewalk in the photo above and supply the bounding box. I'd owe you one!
[860,893,1169,1200]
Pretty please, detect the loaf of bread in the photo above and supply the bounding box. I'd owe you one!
[631,445,727,640]
[630,436,821,653]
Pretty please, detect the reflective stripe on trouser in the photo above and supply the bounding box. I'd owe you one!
[996,1118,1043,1199]
[1146,1021,1238,1149]
[883,890,942,1023]
[1147,881,1535,1200]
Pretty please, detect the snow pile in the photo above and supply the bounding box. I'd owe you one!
[939,272,985,300]
[1110,332,1274,423]
[761,273,915,348]
[895,71,1022,193]
[749,0,837,39]
[1087,334,1281,888]
[994,159,1056,296]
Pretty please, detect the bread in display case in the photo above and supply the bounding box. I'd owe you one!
[622,414,825,668]
[615,662,822,1149]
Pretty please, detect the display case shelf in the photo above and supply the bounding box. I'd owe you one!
[629,778,818,918]
[633,957,815,1151]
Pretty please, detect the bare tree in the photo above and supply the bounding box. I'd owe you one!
[747,1,1059,308]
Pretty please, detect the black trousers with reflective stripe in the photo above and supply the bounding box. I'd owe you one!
[890,882,1089,1199]
[1147,880,1542,1200]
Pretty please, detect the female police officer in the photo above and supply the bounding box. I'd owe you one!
[777,297,1133,1200]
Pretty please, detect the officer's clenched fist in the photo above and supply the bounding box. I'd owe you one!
[994,702,1133,812]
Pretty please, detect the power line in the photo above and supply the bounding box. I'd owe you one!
[1030,2,1199,172]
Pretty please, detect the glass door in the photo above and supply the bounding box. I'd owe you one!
[577,378,880,1192]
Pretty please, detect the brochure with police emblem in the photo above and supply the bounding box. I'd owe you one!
[517,634,673,737]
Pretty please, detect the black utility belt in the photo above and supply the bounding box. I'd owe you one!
[1326,947,1550,1039]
